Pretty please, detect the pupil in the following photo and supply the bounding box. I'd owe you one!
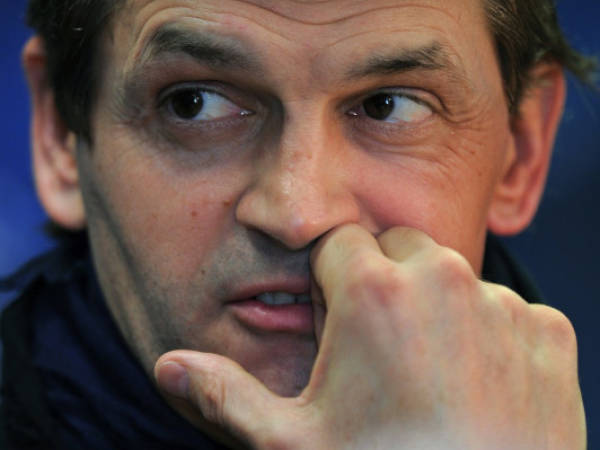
[171,90,204,119]
[363,94,394,120]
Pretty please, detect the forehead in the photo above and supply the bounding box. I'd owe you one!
[112,0,492,64]
[100,0,501,108]
[122,0,485,22]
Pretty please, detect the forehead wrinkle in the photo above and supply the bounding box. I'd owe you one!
[119,0,479,65]
[224,0,473,28]
[112,0,484,99]
[120,7,221,74]
[230,2,474,88]
[240,3,411,26]
[123,0,353,41]
[137,25,261,71]
[118,2,299,76]
[314,29,468,84]
[121,0,482,41]
[306,2,475,52]
[221,0,398,26]
[346,42,451,78]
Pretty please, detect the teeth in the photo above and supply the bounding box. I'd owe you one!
[256,291,311,305]
[256,292,295,305]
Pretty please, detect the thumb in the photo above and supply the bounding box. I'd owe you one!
[155,350,293,447]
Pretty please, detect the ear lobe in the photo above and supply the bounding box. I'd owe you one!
[487,63,566,236]
[24,36,86,230]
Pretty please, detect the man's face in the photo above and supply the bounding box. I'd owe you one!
[78,0,513,396]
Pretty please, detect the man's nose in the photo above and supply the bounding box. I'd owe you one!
[235,120,360,250]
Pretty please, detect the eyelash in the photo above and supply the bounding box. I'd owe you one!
[158,84,250,122]
[154,81,437,149]
[348,90,433,123]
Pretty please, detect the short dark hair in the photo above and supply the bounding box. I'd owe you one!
[485,0,597,114]
[26,0,123,143]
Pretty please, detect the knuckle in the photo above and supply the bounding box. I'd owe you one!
[344,248,376,276]
[429,247,476,289]
[380,226,432,247]
[533,305,578,352]
[488,283,529,325]
[345,260,408,310]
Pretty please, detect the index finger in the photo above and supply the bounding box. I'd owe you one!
[310,224,382,306]
[377,227,437,263]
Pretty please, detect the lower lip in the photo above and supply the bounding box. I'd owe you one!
[229,300,314,334]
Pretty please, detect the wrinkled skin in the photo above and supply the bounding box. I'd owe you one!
[85,0,513,396]
[26,0,585,447]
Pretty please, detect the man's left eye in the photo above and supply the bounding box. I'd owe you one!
[162,87,252,121]
[356,93,432,123]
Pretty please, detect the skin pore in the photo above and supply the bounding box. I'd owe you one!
[74,0,516,402]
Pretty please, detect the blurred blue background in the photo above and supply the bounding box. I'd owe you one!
[1,0,598,444]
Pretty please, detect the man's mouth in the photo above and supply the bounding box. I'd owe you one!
[256,291,311,305]
[229,288,314,334]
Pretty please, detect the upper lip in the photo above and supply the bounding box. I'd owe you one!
[227,277,311,303]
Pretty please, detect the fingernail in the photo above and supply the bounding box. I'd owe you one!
[156,361,189,399]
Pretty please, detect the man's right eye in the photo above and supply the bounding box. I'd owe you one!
[161,86,253,122]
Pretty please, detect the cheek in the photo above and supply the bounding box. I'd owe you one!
[352,137,508,268]
[356,162,472,237]
[85,134,248,283]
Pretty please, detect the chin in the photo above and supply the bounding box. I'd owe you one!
[235,336,317,397]
[259,366,312,397]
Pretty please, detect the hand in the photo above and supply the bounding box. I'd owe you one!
[155,225,586,449]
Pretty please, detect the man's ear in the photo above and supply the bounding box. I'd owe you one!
[487,63,566,236]
[23,36,86,230]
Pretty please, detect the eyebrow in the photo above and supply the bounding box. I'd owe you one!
[139,25,260,71]
[114,26,263,121]
[346,42,454,79]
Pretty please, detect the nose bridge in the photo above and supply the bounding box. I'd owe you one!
[235,108,358,249]
[273,128,331,223]
[277,110,330,192]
